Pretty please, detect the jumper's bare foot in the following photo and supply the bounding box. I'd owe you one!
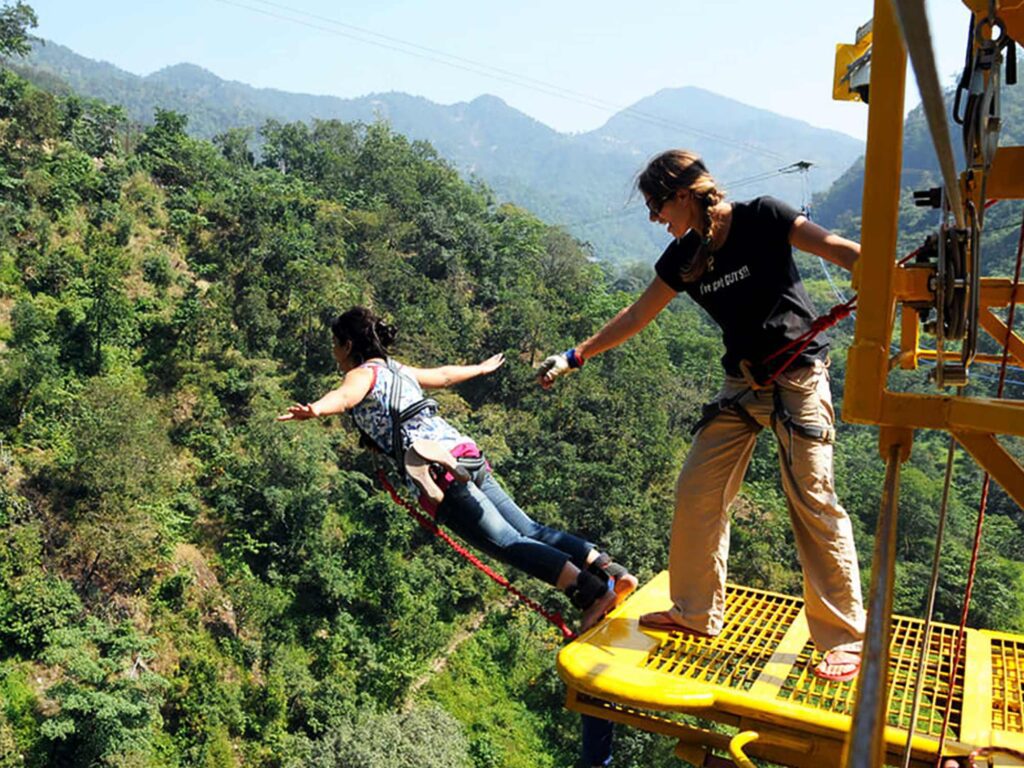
[580,586,618,633]
[813,649,861,682]
[611,571,638,603]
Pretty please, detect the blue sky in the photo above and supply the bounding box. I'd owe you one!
[28,0,970,140]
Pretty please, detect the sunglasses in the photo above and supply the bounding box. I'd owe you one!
[645,194,669,218]
[645,189,688,218]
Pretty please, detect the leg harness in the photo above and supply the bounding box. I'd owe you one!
[691,384,835,465]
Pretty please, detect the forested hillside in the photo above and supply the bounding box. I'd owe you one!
[2,4,1024,767]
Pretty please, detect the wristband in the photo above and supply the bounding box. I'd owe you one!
[566,348,585,369]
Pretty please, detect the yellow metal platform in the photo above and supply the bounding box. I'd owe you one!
[558,573,1024,766]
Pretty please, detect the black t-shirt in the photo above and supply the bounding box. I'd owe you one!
[654,196,827,379]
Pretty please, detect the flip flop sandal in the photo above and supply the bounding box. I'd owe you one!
[638,610,710,637]
[813,649,861,682]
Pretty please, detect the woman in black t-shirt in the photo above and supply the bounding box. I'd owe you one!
[538,149,865,683]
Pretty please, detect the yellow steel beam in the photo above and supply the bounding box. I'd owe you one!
[893,275,1024,307]
[870,395,1024,436]
[960,629,995,747]
[893,266,932,303]
[977,309,1024,368]
[952,431,1024,509]
[845,0,907,425]
[985,146,1024,201]
[570,690,858,768]
[899,306,921,369]
[980,279,1024,308]
[915,350,1024,367]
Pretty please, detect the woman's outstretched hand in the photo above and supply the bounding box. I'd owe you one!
[276,403,318,421]
[477,353,505,375]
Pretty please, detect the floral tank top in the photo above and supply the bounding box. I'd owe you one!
[350,360,466,458]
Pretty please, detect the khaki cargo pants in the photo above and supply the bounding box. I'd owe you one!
[667,359,865,653]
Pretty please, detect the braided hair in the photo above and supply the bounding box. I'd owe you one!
[330,306,397,365]
[637,150,725,283]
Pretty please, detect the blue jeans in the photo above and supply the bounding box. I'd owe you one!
[581,715,613,767]
[436,468,594,586]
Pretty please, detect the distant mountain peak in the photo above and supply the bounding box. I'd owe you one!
[468,94,508,108]
[147,63,223,87]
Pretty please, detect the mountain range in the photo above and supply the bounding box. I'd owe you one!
[15,40,867,263]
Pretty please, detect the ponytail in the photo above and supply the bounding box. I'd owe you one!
[331,306,396,364]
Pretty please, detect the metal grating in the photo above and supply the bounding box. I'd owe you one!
[991,636,1024,733]
[642,585,802,691]
[778,615,964,737]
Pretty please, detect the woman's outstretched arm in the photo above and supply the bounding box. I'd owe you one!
[277,366,375,420]
[404,353,505,389]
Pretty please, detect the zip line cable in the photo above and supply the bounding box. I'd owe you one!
[240,0,631,110]
[208,0,787,162]
[558,165,804,229]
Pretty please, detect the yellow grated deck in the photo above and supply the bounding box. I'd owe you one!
[558,573,1024,766]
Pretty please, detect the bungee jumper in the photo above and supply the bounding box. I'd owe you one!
[538,149,866,683]
[277,305,637,633]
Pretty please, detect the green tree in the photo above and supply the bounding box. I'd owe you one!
[0,1,36,60]
[213,126,254,169]
[59,374,180,592]
[39,618,167,767]
[303,705,472,768]
[0,522,82,656]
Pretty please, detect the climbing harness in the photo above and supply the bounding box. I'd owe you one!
[383,358,439,472]
[354,357,485,493]
[689,297,855,460]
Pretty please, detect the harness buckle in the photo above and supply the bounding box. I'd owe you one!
[739,359,768,391]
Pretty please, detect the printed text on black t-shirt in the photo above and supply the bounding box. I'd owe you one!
[699,265,752,296]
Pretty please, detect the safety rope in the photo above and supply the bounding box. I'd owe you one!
[900,430,958,768]
[935,206,1024,764]
[760,295,858,386]
[376,469,578,640]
